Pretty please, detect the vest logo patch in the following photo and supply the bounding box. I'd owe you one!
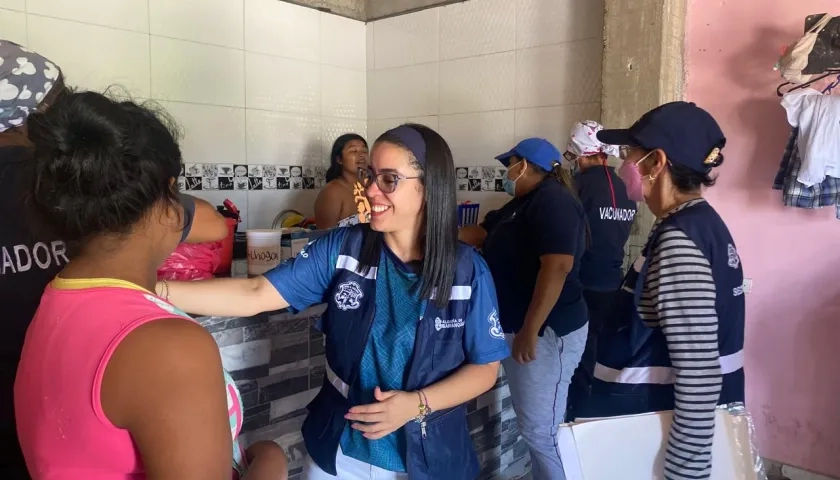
[733,285,744,297]
[487,309,504,340]
[727,243,740,269]
[435,317,465,331]
[334,281,363,311]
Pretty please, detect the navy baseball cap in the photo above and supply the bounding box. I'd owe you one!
[495,138,561,171]
[597,102,726,173]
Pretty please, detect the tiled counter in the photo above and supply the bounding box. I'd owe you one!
[197,306,526,479]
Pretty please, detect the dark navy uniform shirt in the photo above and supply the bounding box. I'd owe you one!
[575,166,636,291]
[481,178,587,337]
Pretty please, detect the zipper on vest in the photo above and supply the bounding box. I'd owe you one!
[417,314,427,439]
[350,306,377,388]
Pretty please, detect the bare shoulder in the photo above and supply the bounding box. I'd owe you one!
[317,180,352,201]
[102,318,234,479]
[102,318,223,427]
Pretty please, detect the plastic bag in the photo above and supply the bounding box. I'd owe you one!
[157,242,222,281]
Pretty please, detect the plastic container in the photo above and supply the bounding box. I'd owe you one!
[214,217,238,275]
[458,203,481,226]
[246,229,283,277]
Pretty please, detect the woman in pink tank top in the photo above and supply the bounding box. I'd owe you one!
[14,92,287,480]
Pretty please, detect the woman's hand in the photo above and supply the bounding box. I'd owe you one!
[344,387,418,440]
[512,329,539,364]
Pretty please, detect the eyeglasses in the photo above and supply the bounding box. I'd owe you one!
[619,146,633,160]
[358,167,421,194]
[563,151,578,162]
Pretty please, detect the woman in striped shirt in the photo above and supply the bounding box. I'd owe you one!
[579,102,746,480]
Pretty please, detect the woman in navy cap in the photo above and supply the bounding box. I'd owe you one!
[587,102,745,480]
[460,138,588,479]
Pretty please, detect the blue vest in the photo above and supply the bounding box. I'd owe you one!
[302,226,481,480]
[587,201,745,417]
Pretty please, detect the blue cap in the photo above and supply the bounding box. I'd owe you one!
[495,138,561,171]
[597,102,726,174]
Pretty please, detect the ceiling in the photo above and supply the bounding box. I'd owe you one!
[282,0,466,22]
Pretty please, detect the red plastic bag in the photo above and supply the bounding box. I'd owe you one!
[157,242,222,281]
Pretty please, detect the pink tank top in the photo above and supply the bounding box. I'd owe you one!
[14,278,246,479]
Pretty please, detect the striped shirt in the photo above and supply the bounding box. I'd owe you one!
[639,198,721,480]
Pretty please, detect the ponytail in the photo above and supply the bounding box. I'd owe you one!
[551,162,578,200]
[551,161,591,248]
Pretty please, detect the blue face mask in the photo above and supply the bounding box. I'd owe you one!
[503,162,527,197]
[502,177,516,196]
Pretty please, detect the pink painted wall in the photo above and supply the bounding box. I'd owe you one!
[685,0,840,476]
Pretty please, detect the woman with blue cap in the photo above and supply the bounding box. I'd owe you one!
[460,137,588,478]
[155,124,510,480]
[586,102,745,480]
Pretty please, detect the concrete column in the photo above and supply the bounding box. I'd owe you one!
[283,0,366,21]
[600,0,686,258]
[366,0,465,21]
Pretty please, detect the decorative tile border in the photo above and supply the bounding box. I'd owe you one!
[456,166,509,193]
[178,163,327,191]
[178,163,507,192]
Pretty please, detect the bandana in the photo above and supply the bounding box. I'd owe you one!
[0,40,61,133]
[567,120,620,158]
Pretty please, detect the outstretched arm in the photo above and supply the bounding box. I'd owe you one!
[157,229,347,318]
[157,276,287,318]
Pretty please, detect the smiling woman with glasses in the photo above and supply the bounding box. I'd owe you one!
[154,124,510,480]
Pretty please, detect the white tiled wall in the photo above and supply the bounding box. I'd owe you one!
[2,0,605,227]
[2,0,367,229]
[367,0,605,217]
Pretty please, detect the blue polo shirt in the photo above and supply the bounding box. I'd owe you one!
[481,178,588,337]
[574,166,636,291]
[264,227,510,472]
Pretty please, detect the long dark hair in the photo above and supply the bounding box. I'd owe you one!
[26,91,182,257]
[325,133,367,183]
[358,124,458,308]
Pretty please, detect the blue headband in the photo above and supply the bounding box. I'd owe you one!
[383,125,427,167]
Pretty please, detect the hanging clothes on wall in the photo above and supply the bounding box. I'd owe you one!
[781,88,840,186]
[772,127,840,219]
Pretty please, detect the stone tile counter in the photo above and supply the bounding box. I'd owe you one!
[197,306,526,479]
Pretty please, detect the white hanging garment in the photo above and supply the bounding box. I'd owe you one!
[778,14,834,84]
[781,88,840,186]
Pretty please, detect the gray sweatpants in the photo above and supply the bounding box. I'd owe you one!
[502,323,588,480]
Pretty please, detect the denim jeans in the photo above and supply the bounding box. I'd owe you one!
[502,323,588,480]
